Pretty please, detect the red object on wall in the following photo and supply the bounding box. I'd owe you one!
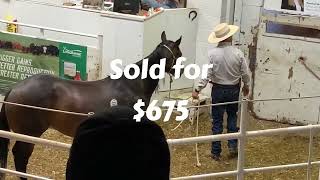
[74,71,81,81]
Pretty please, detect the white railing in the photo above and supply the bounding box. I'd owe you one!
[0,97,318,179]
[0,19,98,38]
[168,98,320,180]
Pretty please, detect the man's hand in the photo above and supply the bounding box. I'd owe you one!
[242,84,249,97]
[192,91,199,99]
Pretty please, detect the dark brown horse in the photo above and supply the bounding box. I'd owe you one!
[0,31,182,179]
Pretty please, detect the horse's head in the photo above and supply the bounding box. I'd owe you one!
[157,31,183,76]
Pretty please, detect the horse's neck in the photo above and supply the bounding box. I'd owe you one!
[136,51,161,97]
[102,51,161,101]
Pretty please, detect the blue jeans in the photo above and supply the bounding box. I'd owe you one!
[211,84,240,156]
[141,0,177,9]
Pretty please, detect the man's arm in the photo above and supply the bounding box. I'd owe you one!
[239,51,251,96]
[195,68,213,92]
[194,54,214,93]
[240,54,250,86]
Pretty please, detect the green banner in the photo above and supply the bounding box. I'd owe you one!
[59,43,87,81]
[0,32,59,94]
[0,31,88,94]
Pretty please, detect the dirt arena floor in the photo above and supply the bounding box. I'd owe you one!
[4,112,320,180]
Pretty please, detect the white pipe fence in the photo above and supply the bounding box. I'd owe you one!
[0,167,52,180]
[0,96,317,179]
[0,19,98,38]
[0,129,71,150]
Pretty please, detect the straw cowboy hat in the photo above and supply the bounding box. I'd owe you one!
[208,23,239,43]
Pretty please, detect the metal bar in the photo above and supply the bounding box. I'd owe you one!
[97,34,104,78]
[168,144,173,179]
[246,125,320,137]
[0,112,317,179]
[318,165,320,180]
[164,95,320,111]
[245,161,320,173]
[237,99,248,180]
[0,100,91,117]
[0,117,317,179]
[0,94,320,179]
[167,132,240,145]
[172,161,320,180]
[0,19,98,38]
[167,124,320,145]
[40,28,45,37]
[171,170,238,180]
[0,130,71,150]
[186,100,241,109]
[0,168,52,180]
[250,95,320,103]
[307,126,314,180]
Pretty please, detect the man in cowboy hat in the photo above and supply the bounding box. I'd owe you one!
[192,23,250,161]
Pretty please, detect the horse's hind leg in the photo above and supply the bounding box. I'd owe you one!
[11,123,48,180]
[12,141,35,180]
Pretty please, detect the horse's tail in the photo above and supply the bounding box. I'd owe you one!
[0,91,10,176]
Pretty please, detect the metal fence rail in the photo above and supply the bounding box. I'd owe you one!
[0,96,317,179]
[0,129,71,150]
[0,167,52,180]
[169,99,320,180]
[0,19,98,38]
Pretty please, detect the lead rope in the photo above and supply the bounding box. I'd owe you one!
[195,100,201,167]
[163,40,200,166]
[168,74,173,100]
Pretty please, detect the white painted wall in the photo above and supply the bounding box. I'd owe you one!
[0,0,198,93]
[0,0,145,78]
[186,0,224,96]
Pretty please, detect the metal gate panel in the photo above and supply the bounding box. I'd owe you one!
[253,11,320,125]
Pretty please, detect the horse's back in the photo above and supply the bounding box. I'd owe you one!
[7,74,62,103]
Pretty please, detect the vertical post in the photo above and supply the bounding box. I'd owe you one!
[237,99,248,180]
[168,142,173,179]
[97,35,104,79]
[101,0,104,10]
[40,28,44,37]
[307,125,313,180]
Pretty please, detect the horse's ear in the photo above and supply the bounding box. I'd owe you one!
[161,31,167,42]
[175,36,182,46]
